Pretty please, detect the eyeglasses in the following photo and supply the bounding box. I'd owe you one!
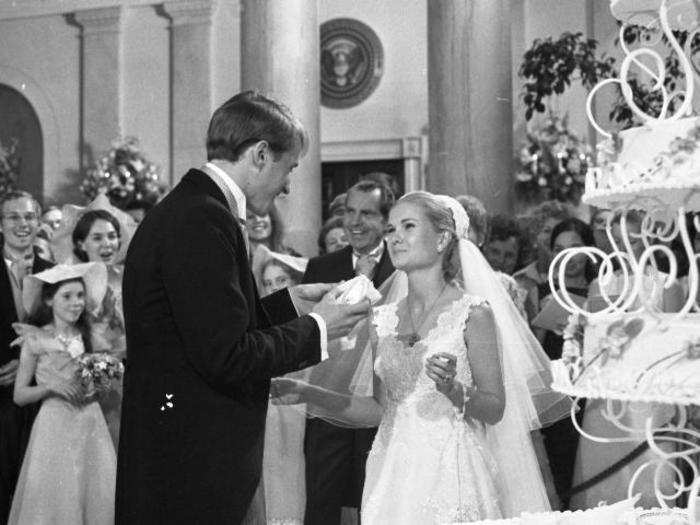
[1,213,40,224]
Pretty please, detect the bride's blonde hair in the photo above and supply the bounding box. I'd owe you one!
[397,191,461,282]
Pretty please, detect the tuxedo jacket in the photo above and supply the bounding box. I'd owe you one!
[115,169,322,524]
[302,243,394,291]
[0,249,54,368]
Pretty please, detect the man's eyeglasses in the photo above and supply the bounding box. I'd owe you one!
[1,213,40,224]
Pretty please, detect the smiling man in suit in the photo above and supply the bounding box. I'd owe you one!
[303,179,395,525]
[116,91,370,524]
[0,191,54,523]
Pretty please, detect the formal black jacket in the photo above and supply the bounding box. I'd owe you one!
[302,243,394,290]
[0,249,54,367]
[116,169,322,524]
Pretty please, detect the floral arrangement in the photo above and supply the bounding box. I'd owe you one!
[0,137,20,198]
[514,113,593,204]
[76,352,124,396]
[80,136,167,209]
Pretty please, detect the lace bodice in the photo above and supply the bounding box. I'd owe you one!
[372,294,487,418]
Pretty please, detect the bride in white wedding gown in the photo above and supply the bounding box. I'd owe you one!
[273,192,567,524]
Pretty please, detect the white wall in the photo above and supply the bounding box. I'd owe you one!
[318,0,428,143]
[0,13,80,203]
[122,5,169,181]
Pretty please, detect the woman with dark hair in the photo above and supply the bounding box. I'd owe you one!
[9,263,116,524]
[70,207,130,447]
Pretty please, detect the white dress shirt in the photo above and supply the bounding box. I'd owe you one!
[202,162,328,359]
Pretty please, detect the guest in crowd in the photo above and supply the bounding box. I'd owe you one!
[318,216,349,255]
[571,211,683,510]
[359,171,400,200]
[302,179,396,525]
[457,194,528,317]
[536,218,597,510]
[0,190,54,524]
[9,263,116,524]
[252,247,309,525]
[589,207,613,254]
[514,201,570,283]
[40,206,62,233]
[71,208,131,446]
[328,193,347,219]
[456,194,489,247]
[482,214,527,275]
[246,204,299,256]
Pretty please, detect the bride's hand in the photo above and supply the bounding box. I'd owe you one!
[425,352,457,395]
[270,377,306,405]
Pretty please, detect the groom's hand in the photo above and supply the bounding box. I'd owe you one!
[289,282,338,315]
[312,289,370,340]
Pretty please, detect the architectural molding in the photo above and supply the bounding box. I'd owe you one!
[73,6,123,34]
[161,0,214,26]
[321,137,426,162]
[0,63,61,200]
[321,136,428,192]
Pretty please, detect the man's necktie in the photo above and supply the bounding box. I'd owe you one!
[355,253,379,278]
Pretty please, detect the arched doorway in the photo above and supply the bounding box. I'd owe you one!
[0,84,43,199]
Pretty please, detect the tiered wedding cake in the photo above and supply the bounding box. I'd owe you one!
[467,1,700,523]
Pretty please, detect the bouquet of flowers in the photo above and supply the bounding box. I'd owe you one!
[514,113,593,204]
[80,136,167,209]
[0,137,20,198]
[76,352,124,396]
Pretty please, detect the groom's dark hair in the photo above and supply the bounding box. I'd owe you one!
[206,91,308,163]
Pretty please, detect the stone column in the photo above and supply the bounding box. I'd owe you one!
[427,0,513,213]
[162,0,213,184]
[240,0,321,256]
[74,7,123,164]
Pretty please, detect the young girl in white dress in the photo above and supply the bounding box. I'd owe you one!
[8,263,116,525]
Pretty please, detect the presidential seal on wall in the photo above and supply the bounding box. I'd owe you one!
[320,18,383,109]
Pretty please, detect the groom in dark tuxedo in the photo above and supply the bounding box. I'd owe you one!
[116,91,370,524]
[303,179,395,525]
[0,191,53,523]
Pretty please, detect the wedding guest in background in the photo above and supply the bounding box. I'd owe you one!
[538,218,596,510]
[482,214,527,275]
[41,206,62,233]
[457,194,528,317]
[589,207,613,254]
[359,171,400,200]
[318,216,349,255]
[514,201,570,317]
[455,194,489,247]
[247,204,297,255]
[71,208,133,446]
[328,193,347,219]
[0,190,53,524]
[9,263,116,524]
[303,179,395,525]
[252,247,309,525]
